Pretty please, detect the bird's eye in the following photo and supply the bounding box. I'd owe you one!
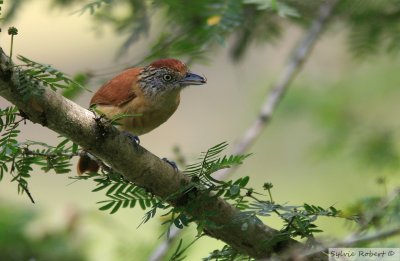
[163,74,173,82]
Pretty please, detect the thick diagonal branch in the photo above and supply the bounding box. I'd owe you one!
[0,50,327,259]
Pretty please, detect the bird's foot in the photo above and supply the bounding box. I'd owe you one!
[89,107,113,139]
[162,158,179,172]
[89,106,104,121]
[121,131,140,146]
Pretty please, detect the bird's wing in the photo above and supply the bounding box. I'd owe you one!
[90,68,141,107]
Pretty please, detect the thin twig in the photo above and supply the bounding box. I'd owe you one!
[340,227,400,247]
[354,187,400,233]
[297,226,400,260]
[17,178,35,204]
[23,148,79,158]
[9,171,35,204]
[148,0,340,260]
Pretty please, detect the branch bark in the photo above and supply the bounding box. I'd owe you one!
[0,50,326,259]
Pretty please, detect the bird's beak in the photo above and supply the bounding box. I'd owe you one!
[181,72,207,85]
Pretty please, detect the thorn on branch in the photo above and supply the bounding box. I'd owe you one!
[18,109,30,123]
[90,108,112,140]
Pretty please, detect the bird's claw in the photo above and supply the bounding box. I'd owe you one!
[162,158,178,172]
[121,131,140,146]
[89,106,103,121]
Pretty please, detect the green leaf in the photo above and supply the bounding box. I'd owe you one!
[92,182,110,192]
[106,183,121,195]
[174,217,184,229]
[129,199,137,208]
[56,138,69,149]
[239,176,250,187]
[110,200,122,214]
[229,185,240,197]
[116,182,128,194]
[139,199,146,210]
[99,201,114,211]
[72,143,79,153]
[122,199,130,208]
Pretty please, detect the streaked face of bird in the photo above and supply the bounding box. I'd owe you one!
[138,59,206,98]
[77,58,206,175]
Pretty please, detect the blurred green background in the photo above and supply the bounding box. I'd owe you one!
[0,0,399,260]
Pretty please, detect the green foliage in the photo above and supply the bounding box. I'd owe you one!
[234,199,346,240]
[347,187,400,234]
[184,142,251,185]
[0,106,20,181]
[22,139,77,174]
[61,72,91,99]
[0,106,32,200]
[73,170,159,215]
[0,106,79,201]
[339,0,400,58]
[182,142,253,213]
[280,203,342,238]
[155,208,195,240]
[97,178,158,214]
[169,239,186,261]
[169,237,202,261]
[15,55,87,100]
[356,131,399,170]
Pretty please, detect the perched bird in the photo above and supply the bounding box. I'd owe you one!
[77,58,207,175]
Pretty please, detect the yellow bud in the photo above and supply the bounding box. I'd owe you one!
[207,15,221,26]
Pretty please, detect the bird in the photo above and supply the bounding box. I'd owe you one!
[77,58,207,175]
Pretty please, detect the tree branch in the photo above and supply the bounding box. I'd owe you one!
[340,227,400,247]
[0,49,326,259]
[149,0,340,259]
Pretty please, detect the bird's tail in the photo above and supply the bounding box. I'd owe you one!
[77,151,100,175]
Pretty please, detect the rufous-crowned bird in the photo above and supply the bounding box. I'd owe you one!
[77,58,206,175]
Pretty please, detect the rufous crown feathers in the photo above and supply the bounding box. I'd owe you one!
[149,59,188,75]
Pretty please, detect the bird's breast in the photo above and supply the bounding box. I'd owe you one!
[97,93,180,136]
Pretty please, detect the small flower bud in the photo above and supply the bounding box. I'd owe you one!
[8,27,18,36]
[263,182,273,190]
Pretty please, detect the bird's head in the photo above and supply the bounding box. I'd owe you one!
[138,58,207,97]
